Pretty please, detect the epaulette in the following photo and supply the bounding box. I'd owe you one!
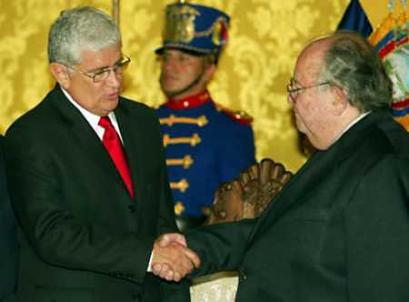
[215,103,253,125]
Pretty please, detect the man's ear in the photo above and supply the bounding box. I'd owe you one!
[49,63,70,89]
[331,85,348,116]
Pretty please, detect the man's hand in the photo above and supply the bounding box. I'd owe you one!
[151,233,200,282]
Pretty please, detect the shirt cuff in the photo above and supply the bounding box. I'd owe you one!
[147,250,153,272]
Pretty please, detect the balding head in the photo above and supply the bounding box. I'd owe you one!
[313,32,392,112]
[289,31,391,150]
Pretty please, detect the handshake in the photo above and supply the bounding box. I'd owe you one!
[151,233,200,282]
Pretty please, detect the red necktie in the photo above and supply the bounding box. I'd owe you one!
[99,116,135,199]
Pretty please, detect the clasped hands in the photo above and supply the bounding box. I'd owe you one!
[151,233,200,282]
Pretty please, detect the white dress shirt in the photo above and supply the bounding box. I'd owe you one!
[61,87,124,142]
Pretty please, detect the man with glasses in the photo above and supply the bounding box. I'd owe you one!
[155,1,255,231]
[4,6,199,302]
[155,31,409,301]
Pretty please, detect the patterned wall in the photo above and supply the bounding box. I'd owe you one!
[0,0,390,172]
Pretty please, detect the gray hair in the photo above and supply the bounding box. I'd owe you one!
[48,6,121,65]
[319,31,392,112]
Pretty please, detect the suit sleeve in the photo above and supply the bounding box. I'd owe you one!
[0,136,18,302]
[346,155,409,301]
[186,218,256,277]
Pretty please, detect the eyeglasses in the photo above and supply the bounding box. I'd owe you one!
[287,77,331,101]
[67,56,131,83]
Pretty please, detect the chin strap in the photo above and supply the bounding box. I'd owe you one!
[165,66,206,98]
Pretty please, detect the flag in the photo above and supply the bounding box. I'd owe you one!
[337,0,372,38]
[368,5,409,130]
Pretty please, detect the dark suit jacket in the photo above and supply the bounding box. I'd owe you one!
[187,110,409,302]
[5,86,179,302]
[0,136,17,302]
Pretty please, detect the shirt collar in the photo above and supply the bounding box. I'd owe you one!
[333,111,371,144]
[60,86,121,139]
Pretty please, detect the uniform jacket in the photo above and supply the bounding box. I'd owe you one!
[0,136,17,302]
[156,91,255,218]
[187,110,409,302]
[5,86,178,302]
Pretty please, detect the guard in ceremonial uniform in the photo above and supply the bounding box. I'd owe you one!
[155,1,256,231]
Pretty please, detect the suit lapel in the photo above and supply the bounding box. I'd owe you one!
[114,103,145,209]
[48,86,125,189]
[249,149,331,240]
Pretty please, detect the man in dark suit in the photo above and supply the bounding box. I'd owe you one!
[154,31,409,301]
[0,135,17,302]
[5,6,198,302]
